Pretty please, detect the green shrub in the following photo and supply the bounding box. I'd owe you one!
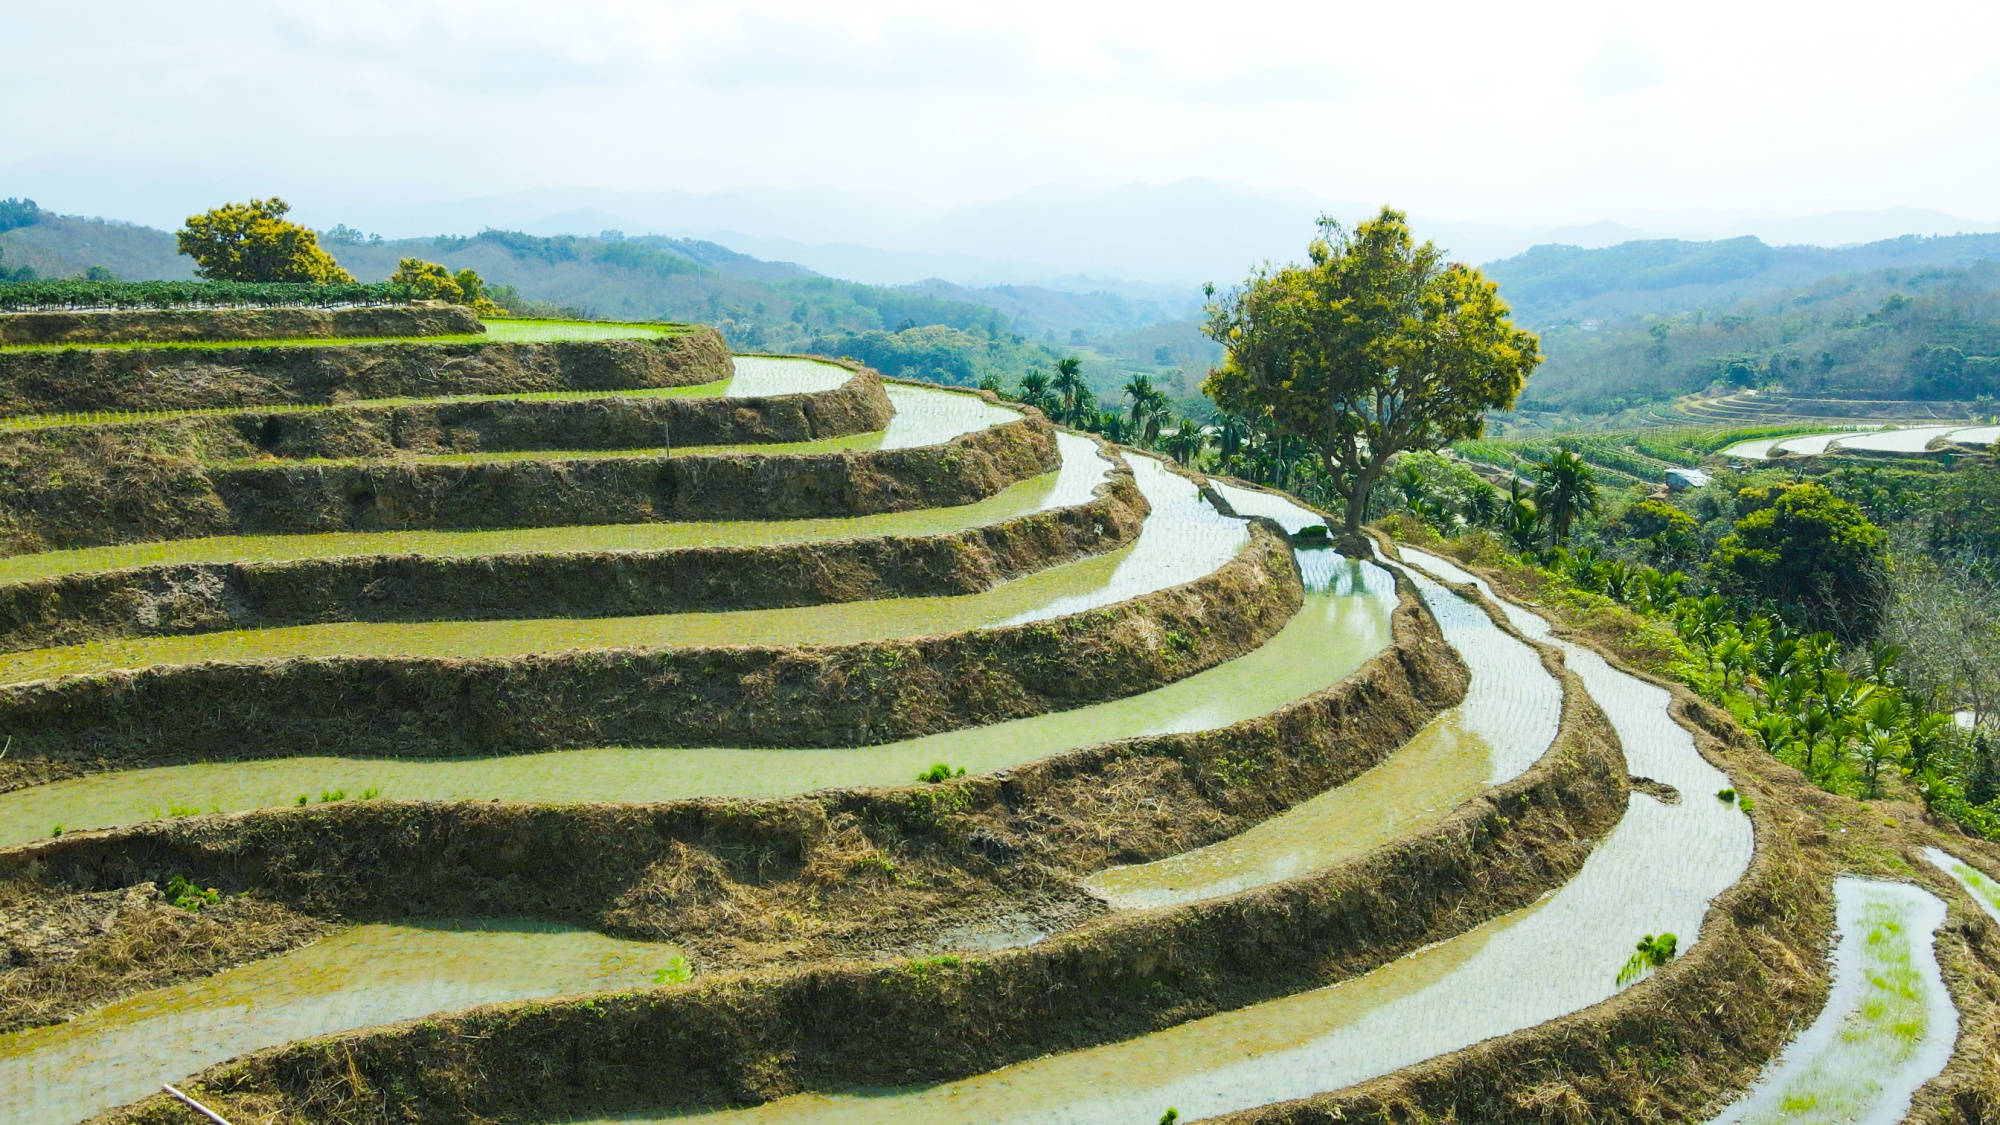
[164,875,220,911]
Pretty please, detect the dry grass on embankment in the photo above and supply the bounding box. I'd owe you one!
[0,522,1299,783]
[0,879,330,1036]
[86,575,1624,1125]
[0,363,892,463]
[0,437,1138,651]
[0,325,729,417]
[0,303,484,346]
[0,404,1056,553]
[1247,528,2000,1125]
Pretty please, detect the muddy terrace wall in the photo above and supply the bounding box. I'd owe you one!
[0,366,892,464]
[0,524,1300,778]
[0,444,1137,651]
[0,326,731,416]
[89,618,1624,1125]
[0,303,483,346]
[9,563,1458,940]
[0,410,1057,553]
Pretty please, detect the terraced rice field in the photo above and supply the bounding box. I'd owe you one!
[4,314,2000,1125]
[1722,423,1996,459]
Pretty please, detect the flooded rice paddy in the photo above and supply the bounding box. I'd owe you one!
[0,545,1395,848]
[1084,492,1557,910]
[0,427,1111,588]
[0,920,673,1125]
[1706,877,1954,1125]
[0,317,682,355]
[0,450,1225,685]
[1721,423,1997,459]
[604,547,1752,1125]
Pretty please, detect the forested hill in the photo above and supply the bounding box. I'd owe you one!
[0,201,1216,398]
[1518,260,2000,412]
[1485,232,2000,327]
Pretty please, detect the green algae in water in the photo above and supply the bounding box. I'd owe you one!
[1707,877,1953,1125]
[0,919,674,1125]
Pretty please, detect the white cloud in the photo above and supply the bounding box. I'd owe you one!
[1,0,1996,234]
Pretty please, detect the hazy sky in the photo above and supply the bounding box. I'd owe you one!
[5,0,1997,231]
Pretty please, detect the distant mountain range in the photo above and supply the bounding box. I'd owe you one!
[276,180,1997,291]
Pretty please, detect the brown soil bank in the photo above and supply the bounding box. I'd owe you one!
[5,564,1457,963]
[0,326,728,416]
[0,524,1300,779]
[87,633,1623,1125]
[0,410,1054,554]
[0,364,890,462]
[0,303,482,346]
[0,443,1135,652]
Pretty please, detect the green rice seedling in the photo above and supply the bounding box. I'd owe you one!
[318,789,346,803]
[49,824,60,837]
[917,763,966,783]
[359,786,381,799]
[1617,933,1678,985]
[1717,788,1738,803]
[652,955,694,985]
[296,794,308,805]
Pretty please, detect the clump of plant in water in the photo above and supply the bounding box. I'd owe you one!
[1717,788,1737,803]
[1617,932,1678,985]
[652,954,693,985]
[917,762,965,783]
[164,874,220,911]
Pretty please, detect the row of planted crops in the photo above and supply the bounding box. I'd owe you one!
[0,305,1997,1124]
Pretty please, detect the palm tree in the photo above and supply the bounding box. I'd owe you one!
[1163,417,1206,466]
[1017,370,1058,416]
[1531,448,1599,543]
[1123,376,1169,447]
[1051,356,1089,424]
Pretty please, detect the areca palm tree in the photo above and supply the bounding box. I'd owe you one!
[1051,356,1090,424]
[1123,376,1169,447]
[1163,417,1206,466]
[1531,448,1599,543]
[1017,370,1059,416]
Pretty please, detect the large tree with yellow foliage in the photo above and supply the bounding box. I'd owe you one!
[1204,207,1540,536]
[176,198,353,284]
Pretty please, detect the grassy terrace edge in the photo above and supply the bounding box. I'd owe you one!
[0,521,1301,778]
[0,400,1053,554]
[83,573,1627,1125]
[0,303,484,346]
[0,326,730,417]
[0,436,1135,653]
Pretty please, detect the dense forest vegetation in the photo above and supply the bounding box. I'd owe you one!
[1518,261,2000,413]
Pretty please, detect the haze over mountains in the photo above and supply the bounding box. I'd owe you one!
[219,180,2000,291]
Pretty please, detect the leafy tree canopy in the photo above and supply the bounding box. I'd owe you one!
[1712,482,1888,639]
[176,198,353,284]
[1204,207,1540,533]
[389,258,503,315]
[0,198,42,234]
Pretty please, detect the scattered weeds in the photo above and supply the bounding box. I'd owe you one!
[164,875,220,911]
[652,955,693,985]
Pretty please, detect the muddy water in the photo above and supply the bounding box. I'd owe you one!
[0,450,1225,685]
[628,550,1752,1125]
[1706,877,1954,1125]
[1084,490,1558,911]
[0,430,1110,587]
[0,550,1396,847]
[0,920,673,1125]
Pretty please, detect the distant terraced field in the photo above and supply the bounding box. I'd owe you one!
[3,309,1999,1125]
